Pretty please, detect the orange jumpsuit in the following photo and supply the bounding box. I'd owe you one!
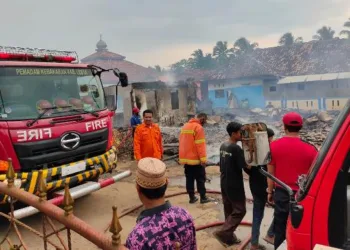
[134,123,163,160]
[179,118,207,165]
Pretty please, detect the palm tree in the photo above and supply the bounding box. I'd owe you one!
[279,32,303,46]
[189,49,204,69]
[213,41,234,65]
[189,49,214,69]
[233,37,258,55]
[340,18,350,39]
[313,26,335,40]
[169,59,189,73]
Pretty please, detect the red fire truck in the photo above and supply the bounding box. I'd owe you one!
[0,46,128,207]
[260,99,350,249]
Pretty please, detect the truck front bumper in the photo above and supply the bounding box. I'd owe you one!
[0,146,117,204]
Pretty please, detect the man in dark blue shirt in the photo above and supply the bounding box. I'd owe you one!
[130,107,141,136]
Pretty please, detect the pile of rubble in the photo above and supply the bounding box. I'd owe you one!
[115,108,339,159]
[161,109,340,154]
[216,108,339,148]
[271,110,338,148]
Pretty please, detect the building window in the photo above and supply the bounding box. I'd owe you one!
[311,101,313,107]
[297,84,305,91]
[215,89,225,98]
[269,86,277,92]
[171,90,179,110]
[292,101,294,107]
[337,100,340,106]
[306,101,309,107]
[332,100,335,107]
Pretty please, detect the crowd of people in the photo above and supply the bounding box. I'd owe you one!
[120,109,318,250]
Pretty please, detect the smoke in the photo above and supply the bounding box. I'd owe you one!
[161,71,178,86]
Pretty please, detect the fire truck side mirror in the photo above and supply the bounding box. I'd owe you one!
[113,69,128,87]
[241,122,271,166]
[118,72,128,87]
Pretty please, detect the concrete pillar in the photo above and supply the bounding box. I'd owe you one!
[178,87,188,117]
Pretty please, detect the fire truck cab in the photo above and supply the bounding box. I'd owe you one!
[243,99,350,249]
[285,99,350,249]
[260,99,350,250]
[0,46,128,204]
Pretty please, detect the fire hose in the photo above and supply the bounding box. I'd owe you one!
[103,190,275,250]
[113,132,267,248]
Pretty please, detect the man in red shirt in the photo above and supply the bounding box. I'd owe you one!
[267,112,318,249]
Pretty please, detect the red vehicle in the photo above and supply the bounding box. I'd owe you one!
[261,99,350,249]
[0,46,128,207]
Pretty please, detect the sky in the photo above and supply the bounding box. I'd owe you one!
[1,0,349,68]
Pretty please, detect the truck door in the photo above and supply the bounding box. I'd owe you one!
[290,100,350,250]
[311,108,350,248]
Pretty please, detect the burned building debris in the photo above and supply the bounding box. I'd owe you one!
[130,79,197,126]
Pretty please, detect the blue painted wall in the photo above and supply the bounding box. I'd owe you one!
[209,85,265,108]
[208,91,228,108]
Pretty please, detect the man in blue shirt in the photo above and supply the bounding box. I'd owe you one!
[130,107,141,136]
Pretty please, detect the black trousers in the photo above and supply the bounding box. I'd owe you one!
[216,192,246,241]
[184,165,206,198]
[273,187,293,250]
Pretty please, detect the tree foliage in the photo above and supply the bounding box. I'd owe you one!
[340,18,350,39]
[313,26,336,40]
[233,37,258,55]
[169,37,258,72]
[167,20,347,73]
[279,32,303,46]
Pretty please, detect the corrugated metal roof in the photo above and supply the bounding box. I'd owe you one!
[277,72,350,85]
[338,72,350,79]
[278,75,307,84]
[305,74,321,81]
[320,73,338,81]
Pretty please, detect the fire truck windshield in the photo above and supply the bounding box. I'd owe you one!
[0,67,106,120]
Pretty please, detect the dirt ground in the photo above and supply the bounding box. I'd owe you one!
[0,160,275,250]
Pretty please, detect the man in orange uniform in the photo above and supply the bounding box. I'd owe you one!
[179,113,213,204]
[134,109,163,161]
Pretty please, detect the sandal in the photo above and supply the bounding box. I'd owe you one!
[263,235,274,245]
